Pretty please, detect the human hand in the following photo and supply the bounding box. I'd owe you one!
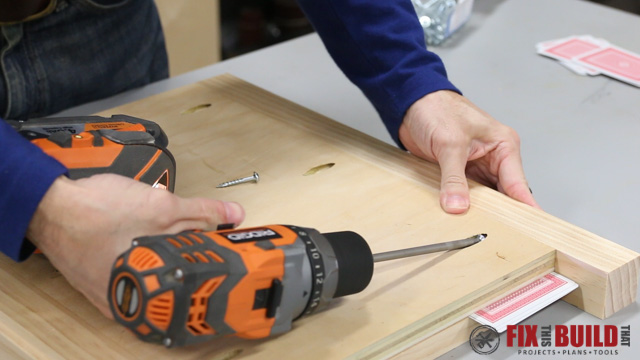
[398,90,539,214]
[26,174,245,318]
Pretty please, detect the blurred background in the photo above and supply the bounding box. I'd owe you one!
[155,0,640,77]
[218,0,639,60]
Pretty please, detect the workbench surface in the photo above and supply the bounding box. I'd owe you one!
[56,0,640,358]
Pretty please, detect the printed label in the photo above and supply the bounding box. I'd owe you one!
[222,228,281,242]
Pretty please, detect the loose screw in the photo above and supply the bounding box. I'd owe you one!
[216,172,260,188]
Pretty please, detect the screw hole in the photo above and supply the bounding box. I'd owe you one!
[181,103,212,115]
[303,163,335,176]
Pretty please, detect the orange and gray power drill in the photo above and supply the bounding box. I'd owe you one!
[108,225,374,347]
[10,114,175,191]
[108,224,485,347]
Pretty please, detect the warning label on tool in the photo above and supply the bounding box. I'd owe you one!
[85,122,132,130]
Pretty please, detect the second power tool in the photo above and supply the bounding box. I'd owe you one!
[10,114,176,191]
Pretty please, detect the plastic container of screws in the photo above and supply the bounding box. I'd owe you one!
[411,0,475,46]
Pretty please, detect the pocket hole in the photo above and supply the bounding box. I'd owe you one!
[303,163,335,176]
[181,103,211,115]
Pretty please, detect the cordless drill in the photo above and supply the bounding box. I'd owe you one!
[11,114,176,191]
[108,224,374,347]
[109,225,484,347]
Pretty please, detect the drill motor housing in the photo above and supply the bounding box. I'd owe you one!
[109,224,374,347]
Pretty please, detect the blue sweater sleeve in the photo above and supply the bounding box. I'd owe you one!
[296,0,461,146]
[0,120,67,261]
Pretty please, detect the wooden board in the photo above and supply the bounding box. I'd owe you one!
[0,74,637,359]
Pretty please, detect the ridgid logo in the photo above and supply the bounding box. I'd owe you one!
[507,324,631,356]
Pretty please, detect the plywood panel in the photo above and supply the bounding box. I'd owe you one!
[0,75,636,359]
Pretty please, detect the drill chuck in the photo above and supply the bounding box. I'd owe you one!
[320,231,374,298]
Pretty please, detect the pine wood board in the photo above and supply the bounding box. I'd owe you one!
[0,74,637,359]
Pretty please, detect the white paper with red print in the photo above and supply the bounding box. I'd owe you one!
[470,272,578,333]
[536,35,640,87]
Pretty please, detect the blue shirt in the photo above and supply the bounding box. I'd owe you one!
[0,120,67,261]
[0,0,459,261]
[297,0,460,145]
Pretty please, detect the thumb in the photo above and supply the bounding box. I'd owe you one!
[166,198,246,233]
[438,147,471,214]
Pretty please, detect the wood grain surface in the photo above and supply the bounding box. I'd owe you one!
[0,74,636,359]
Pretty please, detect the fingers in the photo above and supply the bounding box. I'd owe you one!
[400,91,540,213]
[437,146,471,214]
[497,152,541,209]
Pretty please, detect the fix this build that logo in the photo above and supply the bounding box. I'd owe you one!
[507,324,631,356]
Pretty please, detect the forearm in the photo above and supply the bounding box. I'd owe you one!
[25,176,86,261]
[296,0,460,145]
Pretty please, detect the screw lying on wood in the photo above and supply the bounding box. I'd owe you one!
[216,172,260,188]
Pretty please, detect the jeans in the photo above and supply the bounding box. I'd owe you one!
[0,0,168,120]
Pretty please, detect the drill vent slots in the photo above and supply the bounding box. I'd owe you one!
[182,253,197,263]
[193,252,209,263]
[166,234,225,264]
[146,290,174,331]
[189,233,204,244]
[166,234,206,249]
[186,276,225,335]
[205,250,224,263]
[178,235,193,246]
[128,247,165,271]
[180,250,225,264]
[166,238,182,248]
